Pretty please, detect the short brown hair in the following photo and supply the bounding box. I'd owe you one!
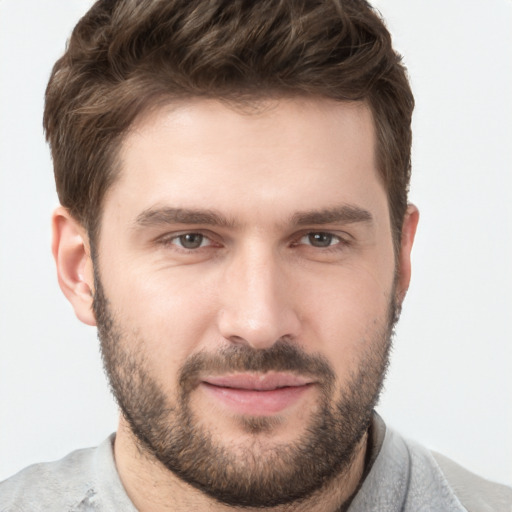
[44,0,414,247]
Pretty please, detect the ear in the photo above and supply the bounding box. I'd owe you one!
[396,204,419,303]
[52,207,96,326]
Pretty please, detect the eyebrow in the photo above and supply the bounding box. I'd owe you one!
[134,204,373,230]
[291,205,373,226]
[135,207,237,228]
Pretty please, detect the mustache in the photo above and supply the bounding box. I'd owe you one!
[178,340,336,395]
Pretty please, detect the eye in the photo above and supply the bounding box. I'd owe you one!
[299,232,342,248]
[170,233,211,249]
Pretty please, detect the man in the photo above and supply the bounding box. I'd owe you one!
[0,0,510,510]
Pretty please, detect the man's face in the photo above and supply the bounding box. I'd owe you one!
[92,98,401,506]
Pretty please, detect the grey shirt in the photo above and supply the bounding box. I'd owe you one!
[1,416,511,511]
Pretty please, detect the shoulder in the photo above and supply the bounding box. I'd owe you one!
[431,451,512,512]
[397,429,512,512]
[350,416,512,512]
[0,447,95,511]
[0,435,134,512]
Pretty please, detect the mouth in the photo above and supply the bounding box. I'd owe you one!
[200,373,315,415]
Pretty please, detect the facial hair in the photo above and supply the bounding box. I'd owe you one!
[93,271,397,508]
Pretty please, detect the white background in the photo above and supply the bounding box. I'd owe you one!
[1,0,511,486]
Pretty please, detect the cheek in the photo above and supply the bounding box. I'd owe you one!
[299,262,394,369]
[101,264,220,380]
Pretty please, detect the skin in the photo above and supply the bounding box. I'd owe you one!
[52,97,418,511]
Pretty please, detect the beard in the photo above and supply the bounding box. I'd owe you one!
[93,271,397,508]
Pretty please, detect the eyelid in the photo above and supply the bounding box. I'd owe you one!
[292,229,352,246]
[154,228,352,251]
[303,233,340,247]
[157,230,221,249]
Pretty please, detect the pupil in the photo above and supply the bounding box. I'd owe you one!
[180,233,203,249]
[309,233,332,247]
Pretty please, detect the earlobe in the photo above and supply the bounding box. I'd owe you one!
[52,207,97,326]
[396,204,419,303]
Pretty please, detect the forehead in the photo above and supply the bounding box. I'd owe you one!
[105,97,386,229]
[127,96,375,158]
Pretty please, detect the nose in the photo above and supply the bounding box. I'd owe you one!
[217,245,301,350]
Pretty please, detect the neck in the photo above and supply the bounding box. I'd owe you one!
[114,416,368,512]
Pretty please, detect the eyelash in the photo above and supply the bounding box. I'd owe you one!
[294,232,347,250]
[158,232,218,251]
[158,231,350,253]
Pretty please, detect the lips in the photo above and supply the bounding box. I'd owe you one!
[200,373,314,415]
[203,373,313,390]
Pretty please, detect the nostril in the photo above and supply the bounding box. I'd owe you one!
[228,335,250,346]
